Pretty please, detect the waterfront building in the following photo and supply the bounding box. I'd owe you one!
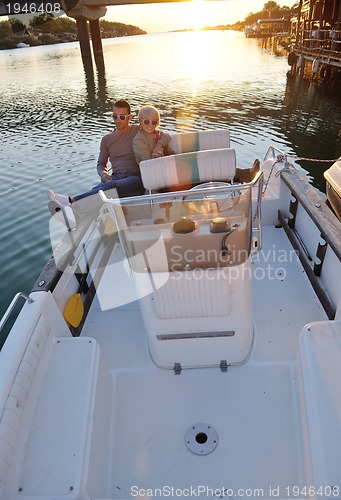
[289,0,341,80]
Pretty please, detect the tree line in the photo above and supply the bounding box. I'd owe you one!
[0,14,146,49]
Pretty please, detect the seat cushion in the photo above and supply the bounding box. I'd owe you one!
[169,129,230,154]
[140,148,236,191]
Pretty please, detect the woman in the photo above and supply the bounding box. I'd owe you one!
[133,105,174,164]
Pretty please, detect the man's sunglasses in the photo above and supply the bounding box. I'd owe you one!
[140,119,159,126]
[113,113,130,120]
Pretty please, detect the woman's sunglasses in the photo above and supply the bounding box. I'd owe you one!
[140,119,159,126]
[113,113,130,120]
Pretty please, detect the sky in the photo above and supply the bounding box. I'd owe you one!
[104,0,294,33]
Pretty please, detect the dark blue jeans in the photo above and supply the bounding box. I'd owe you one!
[73,173,145,215]
[74,173,144,201]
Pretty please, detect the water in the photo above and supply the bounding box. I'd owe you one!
[0,30,340,343]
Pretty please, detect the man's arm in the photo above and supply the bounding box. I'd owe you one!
[157,132,172,147]
[96,136,111,181]
[152,132,173,157]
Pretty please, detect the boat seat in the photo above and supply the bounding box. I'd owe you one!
[297,320,341,490]
[1,330,112,498]
[168,129,230,154]
[0,313,52,499]
[134,259,254,369]
[15,337,112,499]
[140,147,236,192]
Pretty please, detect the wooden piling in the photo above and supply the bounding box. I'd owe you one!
[76,18,92,63]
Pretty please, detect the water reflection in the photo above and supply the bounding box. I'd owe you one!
[282,73,341,190]
[83,56,109,114]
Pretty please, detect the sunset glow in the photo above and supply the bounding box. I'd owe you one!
[179,1,213,30]
[105,0,294,34]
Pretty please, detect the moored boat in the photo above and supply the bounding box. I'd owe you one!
[16,42,30,48]
[0,131,340,499]
[324,159,341,220]
[243,26,256,37]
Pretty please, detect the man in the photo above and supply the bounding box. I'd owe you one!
[48,99,145,226]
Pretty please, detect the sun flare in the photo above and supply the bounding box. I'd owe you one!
[184,0,212,30]
[180,30,212,82]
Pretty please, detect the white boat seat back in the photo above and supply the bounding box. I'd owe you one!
[169,129,230,154]
[140,148,236,191]
[297,320,341,490]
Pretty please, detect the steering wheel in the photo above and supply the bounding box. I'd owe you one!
[182,181,240,214]
[190,181,233,190]
[184,181,240,200]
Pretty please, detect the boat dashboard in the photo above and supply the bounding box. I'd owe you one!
[102,183,255,273]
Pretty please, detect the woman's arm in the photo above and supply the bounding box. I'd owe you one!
[133,134,154,164]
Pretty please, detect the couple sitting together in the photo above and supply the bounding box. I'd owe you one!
[48,99,259,228]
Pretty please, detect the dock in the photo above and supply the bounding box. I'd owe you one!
[288,0,341,79]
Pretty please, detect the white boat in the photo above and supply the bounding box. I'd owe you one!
[324,159,341,220]
[243,26,255,37]
[0,131,341,500]
[16,42,30,48]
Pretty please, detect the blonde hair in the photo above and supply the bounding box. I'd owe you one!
[138,105,160,121]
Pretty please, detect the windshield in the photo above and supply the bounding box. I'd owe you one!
[112,185,252,272]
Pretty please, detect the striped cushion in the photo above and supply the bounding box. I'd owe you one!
[140,148,236,191]
[169,129,230,154]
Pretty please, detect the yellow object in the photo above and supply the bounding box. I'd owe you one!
[64,243,89,328]
[63,293,84,328]
[103,217,116,236]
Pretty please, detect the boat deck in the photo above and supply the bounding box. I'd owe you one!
[1,144,340,500]
[81,224,327,498]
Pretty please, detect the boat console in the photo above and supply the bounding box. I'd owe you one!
[100,148,263,370]
[118,187,251,272]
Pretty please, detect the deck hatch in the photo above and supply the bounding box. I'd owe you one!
[185,423,218,455]
[157,331,235,340]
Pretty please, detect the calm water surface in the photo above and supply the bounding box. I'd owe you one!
[0,30,340,341]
